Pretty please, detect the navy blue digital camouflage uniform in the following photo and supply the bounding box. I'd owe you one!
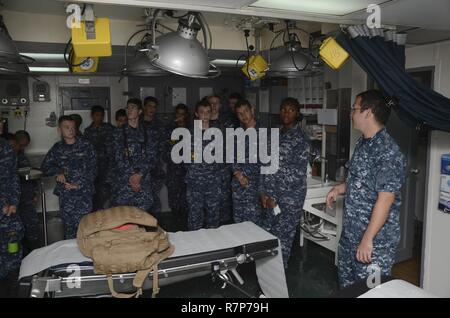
[185,126,223,231]
[164,122,187,223]
[41,137,97,239]
[231,124,264,227]
[0,138,24,279]
[83,122,115,211]
[16,152,39,243]
[211,115,234,224]
[338,127,406,289]
[110,123,157,213]
[260,123,310,268]
[144,118,167,216]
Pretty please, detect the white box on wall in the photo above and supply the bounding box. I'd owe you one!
[317,109,337,125]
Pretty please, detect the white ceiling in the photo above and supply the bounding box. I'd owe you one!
[53,0,450,31]
[2,0,450,44]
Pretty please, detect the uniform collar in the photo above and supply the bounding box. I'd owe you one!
[281,121,301,135]
[360,127,386,147]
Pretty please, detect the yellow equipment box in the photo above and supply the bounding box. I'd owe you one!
[241,54,269,81]
[71,18,112,57]
[319,37,349,70]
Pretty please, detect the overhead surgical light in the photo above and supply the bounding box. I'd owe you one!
[146,10,220,78]
[266,20,321,78]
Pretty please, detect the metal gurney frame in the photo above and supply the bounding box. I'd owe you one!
[18,222,289,298]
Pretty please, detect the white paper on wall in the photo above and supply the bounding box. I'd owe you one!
[172,87,187,106]
[140,87,155,101]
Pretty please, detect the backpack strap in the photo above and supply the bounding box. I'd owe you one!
[151,265,160,298]
[107,274,142,298]
[132,265,160,298]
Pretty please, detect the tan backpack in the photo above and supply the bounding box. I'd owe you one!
[76,206,175,298]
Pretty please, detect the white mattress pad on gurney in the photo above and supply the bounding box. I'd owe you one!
[20,221,289,298]
[358,280,436,298]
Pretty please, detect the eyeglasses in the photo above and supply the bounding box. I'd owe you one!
[350,105,362,112]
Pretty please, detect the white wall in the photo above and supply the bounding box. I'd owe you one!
[422,131,450,296]
[6,75,128,154]
[405,40,450,296]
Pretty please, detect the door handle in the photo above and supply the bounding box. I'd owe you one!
[410,169,419,175]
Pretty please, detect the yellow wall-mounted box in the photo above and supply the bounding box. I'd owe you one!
[319,37,349,70]
[71,18,112,57]
[241,54,269,81]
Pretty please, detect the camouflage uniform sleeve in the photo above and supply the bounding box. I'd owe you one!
[0,142,21,207]
[40,144,60,177]
[375,150,407,194]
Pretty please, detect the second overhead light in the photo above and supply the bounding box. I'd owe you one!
[146,11,220,79]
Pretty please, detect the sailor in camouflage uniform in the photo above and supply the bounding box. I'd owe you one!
[231,100,263,227]
[184,100,223,230]
[260,98,310,268]
[83,105,115,210]
[110,98,157,213]
[224,92,242,129]
[208,95,233,224]
[41,116,97,239]
[143,96,167,216]
[326,90,406,289]
[0,137,23,280]
[165,104,189,229]
[8,131,39,247]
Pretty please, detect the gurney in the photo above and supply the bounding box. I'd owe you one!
[18,222,289,298]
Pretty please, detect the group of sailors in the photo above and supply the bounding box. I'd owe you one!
[0,93,311,283]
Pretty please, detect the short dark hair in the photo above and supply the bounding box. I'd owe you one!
[356,89,391,125]
[127,98,142,109]
[115,108,127,120]
[228,92,243,100]
[15,130,30,143]
[195,99,211,113]
[143,96,158,106]
[235,99,252,110]
[59,115,75,126]
[175,103,189,113]
[68,114,82,128]
[280,97,300,111]
[91,105,105,115]
[280,97,303,121]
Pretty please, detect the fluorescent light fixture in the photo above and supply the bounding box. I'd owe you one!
[29,66,69,73]
[20,53,67,61]
[250,0,387,16]
[210,59,245,67]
